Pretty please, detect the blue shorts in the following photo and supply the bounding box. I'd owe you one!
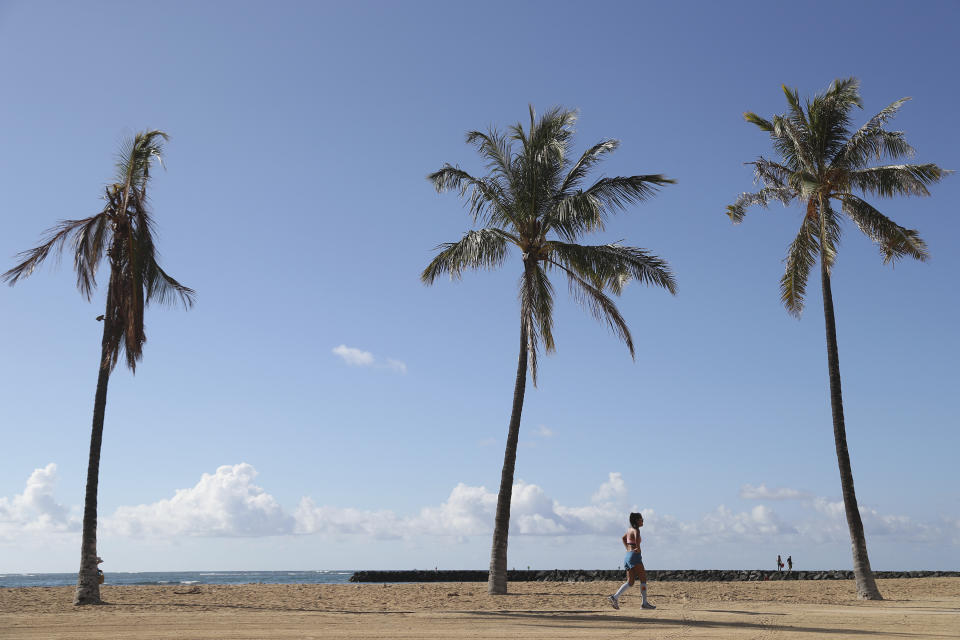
[624,551,643,570]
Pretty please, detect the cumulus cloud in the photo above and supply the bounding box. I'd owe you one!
[591,472,628,505]
[0,463,77,539]
[800,497,946,545]
[294,475,630,538]
[6,463,955,554]
[646,504,797,547]
[740,483,810,500]
[332,345,407,373]
[407,483,498,536]
[107,464,293,537]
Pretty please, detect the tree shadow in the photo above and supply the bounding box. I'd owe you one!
[701,609,787,616]
[460,610,929,636]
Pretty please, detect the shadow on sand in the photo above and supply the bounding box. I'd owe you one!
[458,610,929,637]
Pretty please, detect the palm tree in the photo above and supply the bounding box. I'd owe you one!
[727,78,948,600]
[3,130,195,604]
[423,106,677,594]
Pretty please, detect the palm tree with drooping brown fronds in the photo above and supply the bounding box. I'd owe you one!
[727,78,949,600]
[424,106,677,594]
[3,130,195,604]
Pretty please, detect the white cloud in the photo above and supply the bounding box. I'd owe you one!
[294,475,628,538]
[6,463,954,555]
[0,463,77,539]
[800,497,945,545]
[293,499,403,537]
[332,345,375,367]
[740,483,809,500]
[106,464,293,537]
[332,345,407,374]
[645,503,797,547]
[408,483,498,536]
[591,472,628,505]
[534,425,553,438]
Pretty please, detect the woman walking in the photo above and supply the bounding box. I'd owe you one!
[608,512,655,610]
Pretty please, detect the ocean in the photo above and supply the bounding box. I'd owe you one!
[0,570,354,588]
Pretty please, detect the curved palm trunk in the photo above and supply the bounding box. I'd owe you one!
[820,258,882,600]
[487,316,529,595]
[73,299,114,605]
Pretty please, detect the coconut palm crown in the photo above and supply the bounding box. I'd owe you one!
[424,106,677,380]
[727,78,948,600]
[4,130,195,369]
[424,106,676,594]
[3,130,194,605]
[728,78,946,315]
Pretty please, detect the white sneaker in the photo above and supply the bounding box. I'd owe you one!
[607,595,619,610]
[642,602,656,609]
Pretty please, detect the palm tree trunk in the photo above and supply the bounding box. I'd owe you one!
[820,258,882,600]
[487,315,529,595]
[73,302,114,605]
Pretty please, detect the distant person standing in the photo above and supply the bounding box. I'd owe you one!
[608,512,655,610]
[777,555,784,572]
[787,556,793,572]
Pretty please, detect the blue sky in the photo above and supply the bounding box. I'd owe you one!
[1,0,958,573]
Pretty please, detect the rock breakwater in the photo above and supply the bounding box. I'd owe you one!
[349,569,959,583]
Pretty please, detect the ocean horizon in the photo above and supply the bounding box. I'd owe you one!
[0,570,355,589]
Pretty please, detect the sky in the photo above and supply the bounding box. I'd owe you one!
[1,0,958,574]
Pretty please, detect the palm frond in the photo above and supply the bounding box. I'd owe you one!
[744,112,774,132]
[132,207,195,309]
[782,85,809,127]
[726,186,796,223]
[824,77,863,109]
[519,262,555,386]
[585,175,675,210]
[834,97,912,168]
[548,259,634,359]
[548,174,673,241]
[73,210,112,299]
[780,215,819,317]
[421,228,513,284]
[465,128,514,181]
[2,215,101,287]
[524,105,576,167]
[750,158,794,188]
[811,85,858,163]
[559,139,619,194]
[547,241,676,296]
[427,165,514,227]
[772,114,816,173]
[115,130,168,189]
[849,164,948,198]
[145,261,197,308]
[817,198,843,272]
[840,195,929,264]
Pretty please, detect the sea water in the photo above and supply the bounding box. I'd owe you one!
[0,570,354,588]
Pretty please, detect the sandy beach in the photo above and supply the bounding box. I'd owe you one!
[2,578,958,639]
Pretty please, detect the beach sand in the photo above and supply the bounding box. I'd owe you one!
[2,578,958,639]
